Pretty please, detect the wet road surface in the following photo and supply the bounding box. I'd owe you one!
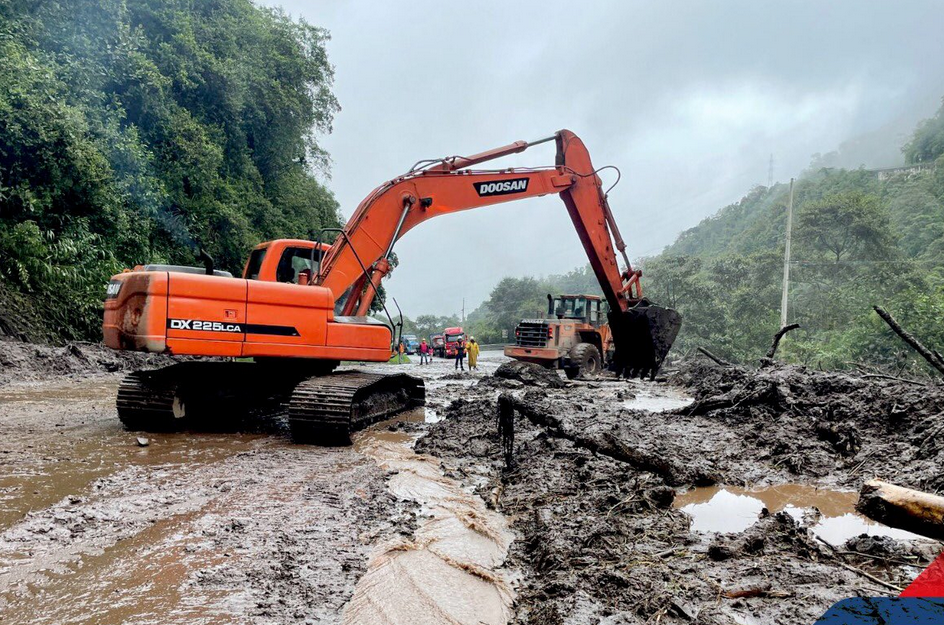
[0,352,508,624]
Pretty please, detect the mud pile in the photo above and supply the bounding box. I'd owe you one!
[492,361,566,388]
[671,360,944,491]
[416,361,942,623]
[0,338,173,386]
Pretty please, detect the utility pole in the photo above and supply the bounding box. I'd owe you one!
[461,298,465,324]
[780,178,795,328]
[768,154,774,188]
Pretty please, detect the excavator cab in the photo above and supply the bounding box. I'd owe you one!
[243,239,328,283]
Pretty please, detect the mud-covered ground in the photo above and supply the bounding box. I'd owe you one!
[0,340,512,624]
[0,340,432,624]
[0,337,174,386]
[2,336,943,624]
[416,359,944,624]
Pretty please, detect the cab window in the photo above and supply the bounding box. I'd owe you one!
[275,247,323,283]
[245,248,267,280]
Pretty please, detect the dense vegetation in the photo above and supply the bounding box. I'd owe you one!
[462,98,944,374]
[0,0,341,341]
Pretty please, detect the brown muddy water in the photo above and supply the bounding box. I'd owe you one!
[0,375,411,624]
[675,484,926,545]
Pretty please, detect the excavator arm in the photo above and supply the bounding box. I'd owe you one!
[316,129,681,377]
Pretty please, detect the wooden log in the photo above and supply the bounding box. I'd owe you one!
[765,323,800,360]
[873,306,944,377]
[856,479,944,540]
[697,347,731,367]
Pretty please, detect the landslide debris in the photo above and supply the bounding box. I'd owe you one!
[671,360,944,491]
[416,360,943,623]
[0,338,174,386]
[493,361,566,388]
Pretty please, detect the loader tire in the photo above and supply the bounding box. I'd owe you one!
[565,343,602,380]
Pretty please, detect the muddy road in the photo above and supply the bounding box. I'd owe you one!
[0,348,513,624]
[0,342,941,624]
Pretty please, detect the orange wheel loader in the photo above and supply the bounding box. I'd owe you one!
[103,130,681,443]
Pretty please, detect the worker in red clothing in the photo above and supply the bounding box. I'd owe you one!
[454,338,466,371]
[419,339,431,365]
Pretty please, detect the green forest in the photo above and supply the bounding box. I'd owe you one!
[2,0,943,377]
[0,0,341,341]
[457,99,944,374]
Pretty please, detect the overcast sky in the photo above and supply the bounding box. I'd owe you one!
[264,0,944,318]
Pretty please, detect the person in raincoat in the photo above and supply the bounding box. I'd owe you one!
[466,336,480,370]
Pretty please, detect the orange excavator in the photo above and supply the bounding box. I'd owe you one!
[103,130,681,442]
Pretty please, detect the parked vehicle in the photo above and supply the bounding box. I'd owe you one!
[402,334,420,354]
[429,333,446,358]
[443,327,464,357]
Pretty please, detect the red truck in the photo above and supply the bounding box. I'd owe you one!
[429,333,446,358]
[443,327,465,358]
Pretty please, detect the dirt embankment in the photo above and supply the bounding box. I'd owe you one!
[416,360,943,624]
[0,338,173,386]
[672,360,944,491]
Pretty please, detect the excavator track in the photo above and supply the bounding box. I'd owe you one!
[288,372,425,444]
[116,371,182,431]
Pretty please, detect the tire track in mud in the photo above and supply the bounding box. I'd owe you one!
[343,427,515,625]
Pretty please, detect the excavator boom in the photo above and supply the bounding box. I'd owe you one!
[316,129,680,376]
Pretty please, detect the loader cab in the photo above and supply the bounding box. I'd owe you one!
[548,294,604,326]
[243,239,330,284]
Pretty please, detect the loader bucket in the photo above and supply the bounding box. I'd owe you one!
[607,303,682,380]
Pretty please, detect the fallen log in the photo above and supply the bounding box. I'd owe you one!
[496,393,515,470]
[697,347,732,367]
[765,323,800,361]
[873,306,944,377]
[509,396,694,485]
[856,479,944,541]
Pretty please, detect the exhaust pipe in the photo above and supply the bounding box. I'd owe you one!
[198,249,215,276]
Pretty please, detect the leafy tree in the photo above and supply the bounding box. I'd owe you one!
[796,192,894,264]
[0,0,342,340]
[904,97,944,164]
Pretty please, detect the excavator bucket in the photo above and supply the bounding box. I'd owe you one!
[607,304,682,380]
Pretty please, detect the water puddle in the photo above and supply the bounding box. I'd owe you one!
[675,484,926,545]
[623,385,693,412]
[345,409,514,624]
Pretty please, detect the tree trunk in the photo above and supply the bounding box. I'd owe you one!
[873,306,944,377]
[857,479,944,540]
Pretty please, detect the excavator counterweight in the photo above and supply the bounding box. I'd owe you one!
[103,130,680,442]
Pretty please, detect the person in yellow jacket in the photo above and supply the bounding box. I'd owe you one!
[466,337,480,370]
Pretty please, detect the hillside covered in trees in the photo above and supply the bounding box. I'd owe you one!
[0,0,341,341]
[462,98,944,374]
